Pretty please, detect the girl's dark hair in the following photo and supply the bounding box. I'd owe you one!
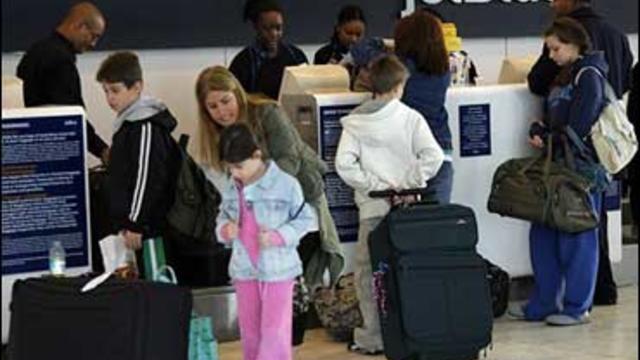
[337,5,366,26]
[394,11,449,75]
[219,123,261,164]
[96,51,142,88]
[243,0,283,24]
[544,17,592,55]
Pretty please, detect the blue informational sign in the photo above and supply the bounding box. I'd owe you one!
[459,104,491,157]
[604,180,621,211]
[2,112,89,275]
[319,104,359,243]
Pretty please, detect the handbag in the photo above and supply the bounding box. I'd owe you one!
[574,66,638,174]
[312,273,363,342]
[143,238,218,360]
[487,136,599,233]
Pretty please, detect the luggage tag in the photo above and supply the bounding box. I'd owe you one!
[81,234,128,292]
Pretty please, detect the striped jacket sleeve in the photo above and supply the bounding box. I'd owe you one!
[109,121,174,235]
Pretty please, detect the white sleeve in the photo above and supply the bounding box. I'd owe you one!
[402,114,445,188]
[335,129,391,192]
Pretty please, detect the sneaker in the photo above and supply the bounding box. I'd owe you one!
[347,341,383,356]
[545,313,590,326]
[506,305,526,320]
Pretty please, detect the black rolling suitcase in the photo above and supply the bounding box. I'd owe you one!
[7,276,192,360]
[368,189,492,360]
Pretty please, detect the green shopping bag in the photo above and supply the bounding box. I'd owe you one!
[189,313,218,360]
[143,238,218,360]
[143,237,170,282]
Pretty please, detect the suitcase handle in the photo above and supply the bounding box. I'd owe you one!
[368,188,438,205]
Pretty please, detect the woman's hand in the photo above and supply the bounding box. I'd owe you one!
[528,135,544,149]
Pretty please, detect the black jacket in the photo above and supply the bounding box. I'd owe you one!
[16,32,108,158]
[314,37,349,65]
[527,6,633,99]
[229,41,308,100]
[107,100,180,238]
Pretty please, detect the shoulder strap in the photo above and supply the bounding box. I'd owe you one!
[564,125,594,159]
[574,65,616,102]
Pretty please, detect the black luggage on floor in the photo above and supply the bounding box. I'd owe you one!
[7,276,192,360]
[368,190,493,360]
[483,258,510,318]
[163,226,231,288]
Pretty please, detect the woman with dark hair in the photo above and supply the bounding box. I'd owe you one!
[394,11,453,204]
[314,5,366,65]
[419,6,479,85]
[229,0,308,100]
[509,17,609,326]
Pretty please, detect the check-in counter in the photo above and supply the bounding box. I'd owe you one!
[282,83,623,279]
[446,84,622,277]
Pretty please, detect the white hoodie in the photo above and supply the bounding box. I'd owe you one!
[335,98,444,220]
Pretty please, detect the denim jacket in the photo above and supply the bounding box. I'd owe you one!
[215,161,317,282]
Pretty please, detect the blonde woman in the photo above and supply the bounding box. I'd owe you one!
[195,66,344,290]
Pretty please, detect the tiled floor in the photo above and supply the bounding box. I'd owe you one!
[218,285,638,360]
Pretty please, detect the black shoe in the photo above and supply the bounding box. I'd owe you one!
[347,341,383,356]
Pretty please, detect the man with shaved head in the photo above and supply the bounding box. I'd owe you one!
[17,2,110,164]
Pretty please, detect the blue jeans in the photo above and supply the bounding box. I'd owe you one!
[523,193,602,320]
[426,161,453,204]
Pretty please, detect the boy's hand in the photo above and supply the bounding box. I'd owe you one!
[100,147,111,166]
[391,194,418,206]
[221,221,238,241]
[122,229,142,250]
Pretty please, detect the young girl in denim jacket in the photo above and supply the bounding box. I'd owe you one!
[216,123,316,360]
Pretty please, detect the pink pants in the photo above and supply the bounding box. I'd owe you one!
[234,279,295,360]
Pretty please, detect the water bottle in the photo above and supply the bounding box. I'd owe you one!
[49,241,66,277]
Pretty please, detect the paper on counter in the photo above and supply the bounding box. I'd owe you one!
[81,234,127,292]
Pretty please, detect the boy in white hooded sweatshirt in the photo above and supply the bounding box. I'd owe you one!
[335,54,444,355]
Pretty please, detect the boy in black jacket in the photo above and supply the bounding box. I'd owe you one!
[96,51,180,252]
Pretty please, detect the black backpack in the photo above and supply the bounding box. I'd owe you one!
[166,134,221,243]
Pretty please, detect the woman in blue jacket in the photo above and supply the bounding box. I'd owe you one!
[512,17,609,326]
[394,11,453,203]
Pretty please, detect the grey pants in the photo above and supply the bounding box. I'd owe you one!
[353,216,384,352]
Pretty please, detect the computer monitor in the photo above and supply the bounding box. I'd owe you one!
[2,76,24,109]
[278,64,350,102]
[497,56,537,84]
